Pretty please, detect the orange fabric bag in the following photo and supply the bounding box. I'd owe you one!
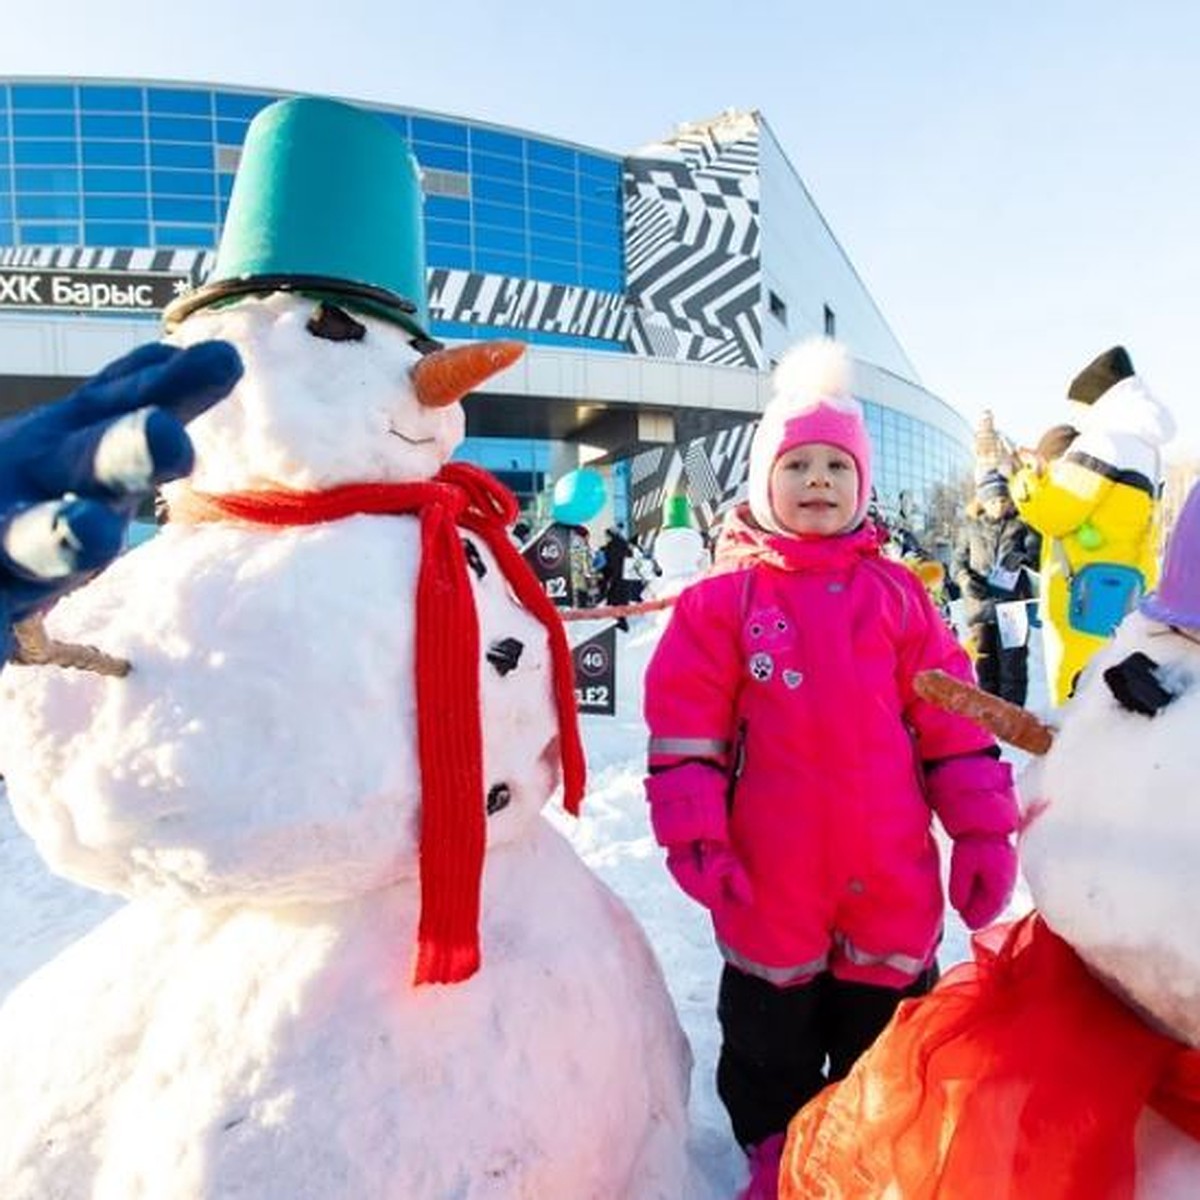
[780,915,1200,1199]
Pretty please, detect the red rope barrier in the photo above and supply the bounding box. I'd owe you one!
[559,595,678,622]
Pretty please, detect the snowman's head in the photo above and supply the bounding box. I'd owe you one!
[163,292,522,494]
[1020,612,1200,1044]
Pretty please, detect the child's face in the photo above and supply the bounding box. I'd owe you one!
[982,495,1012,521]
[769,441,859,536]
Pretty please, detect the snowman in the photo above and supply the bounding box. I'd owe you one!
[769,481,1200,1199]
[0,97,691,1199]
[650,495,709,594]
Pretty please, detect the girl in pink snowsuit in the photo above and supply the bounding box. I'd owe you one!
[643,339,1019,1168]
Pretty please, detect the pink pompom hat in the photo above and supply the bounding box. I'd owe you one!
[747,337,872,534]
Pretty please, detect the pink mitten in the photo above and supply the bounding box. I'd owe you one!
[645,760,729,847]
[948,834,1017,929]
[925,753,1018,839]
[666,840,754,912]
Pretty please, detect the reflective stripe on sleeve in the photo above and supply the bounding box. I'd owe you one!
[647,736,729,758]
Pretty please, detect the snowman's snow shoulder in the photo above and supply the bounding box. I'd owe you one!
[0,519,564,904]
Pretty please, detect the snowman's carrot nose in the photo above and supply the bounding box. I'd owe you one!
[411,340,525,408]
[914,669,1055,756]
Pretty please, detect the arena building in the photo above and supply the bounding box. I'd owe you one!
[0,78,972,543]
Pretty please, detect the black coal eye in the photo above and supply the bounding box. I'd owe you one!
[750,623,762,637]
[775,618,787,631]
[1103,651,1176,717]
[306,303,366,342]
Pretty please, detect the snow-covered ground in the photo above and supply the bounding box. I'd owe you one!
[0,604,1041,1199]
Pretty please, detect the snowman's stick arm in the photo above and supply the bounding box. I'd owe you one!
[11,614,131,677]
[914,669,1054,756]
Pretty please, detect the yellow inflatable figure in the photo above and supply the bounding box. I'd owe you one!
[1010,346,1174,705]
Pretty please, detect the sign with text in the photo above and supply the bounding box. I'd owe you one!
[523,523,575,607]
[572,623,617,716]
[0,266,192,315]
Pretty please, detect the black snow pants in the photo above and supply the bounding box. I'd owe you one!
[972,620,1029,706]
[716,961,938,1150]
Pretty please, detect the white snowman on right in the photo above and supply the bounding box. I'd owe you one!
[1016,479,1200,1197]
[774,480,1200,1199]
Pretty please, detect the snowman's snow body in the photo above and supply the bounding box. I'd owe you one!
[649,526,708,599]
[1020,611,1200,1195]
[0,294,691,1198]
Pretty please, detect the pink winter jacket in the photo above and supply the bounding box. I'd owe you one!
[644,507,1015,988]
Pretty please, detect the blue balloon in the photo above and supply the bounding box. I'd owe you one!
[551,467,607,525]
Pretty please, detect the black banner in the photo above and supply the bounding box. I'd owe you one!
[572,623,617,716]
[523,523,575,607]
[0,266,191,314]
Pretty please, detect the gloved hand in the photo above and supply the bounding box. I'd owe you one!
[948,834,1018,929]
[925,752,1019,930]
[666,840,754,911]
[0,340,243,662]
[646,759,753,912]
[957,568,991,603]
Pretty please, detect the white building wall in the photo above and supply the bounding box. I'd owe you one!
[758,116,918,381]
[0,311,775,415]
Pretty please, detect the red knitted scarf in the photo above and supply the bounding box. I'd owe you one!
[170,461,585,986]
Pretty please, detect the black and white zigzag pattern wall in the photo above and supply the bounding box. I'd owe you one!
[631,419,758,533]
[427,269,627,342]
[0,248,628,344]
[0,246,214,278]
[624,112,762,369]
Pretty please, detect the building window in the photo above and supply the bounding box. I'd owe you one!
[824,304,836,336]
[768,290,787,325]
[422,167,471,199]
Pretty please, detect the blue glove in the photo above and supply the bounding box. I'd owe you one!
[0,340,243,663]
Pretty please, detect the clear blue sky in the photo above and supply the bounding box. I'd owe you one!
[5,0,1198,455]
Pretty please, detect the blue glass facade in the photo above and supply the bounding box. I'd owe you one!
[454,436,552,513]
[862,400,965,514]
[0,81,625,349]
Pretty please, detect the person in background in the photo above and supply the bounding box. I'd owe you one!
[0,342,242,667]
[1010,346,1174,705]
[952,471,1040,705]
[568,524,600,607]
[642,338,1018,1193]
[599,526,632,604]
[594,525,633,630]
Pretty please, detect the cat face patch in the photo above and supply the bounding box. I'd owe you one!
[745,606,794,651]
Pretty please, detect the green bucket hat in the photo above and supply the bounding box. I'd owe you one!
[164,96,432,341]
[661,494,697,529]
